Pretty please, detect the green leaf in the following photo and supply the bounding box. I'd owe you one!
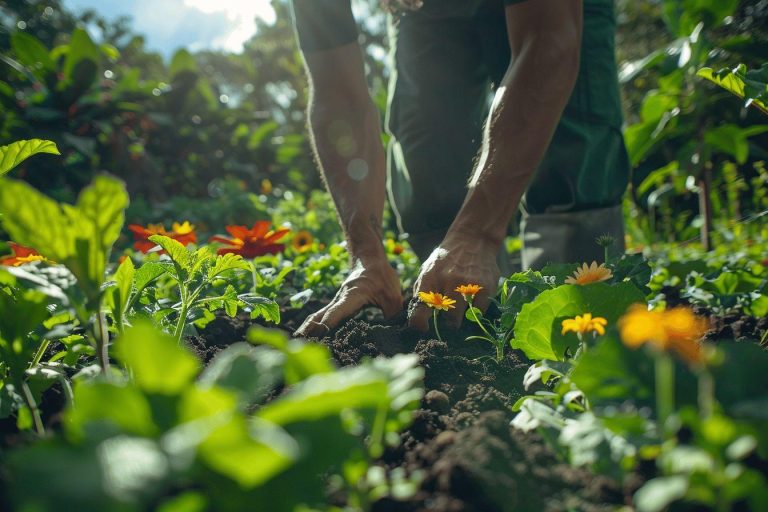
[634,476,689,512]
[10,32,53,74]
[0,175,128,301]
[114,322,200,395]
[62,28,100,85]
[65,382,158,440]
[248,327,333,384]
[198,343,284,406]
[148,235,192,274]
[512,282,645,361]
[570,336,655,406]
[207,253,250,280]
[105,257,134,320]
[0,139,60,177]
[241,294,280,324]
[196,417,298,488]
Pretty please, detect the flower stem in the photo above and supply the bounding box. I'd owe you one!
[697,368,715,420]
[433,309,443,342]
[174,302,190,344]
[95,311,111,377]
[655,353,675,439]
[21,381,45,437]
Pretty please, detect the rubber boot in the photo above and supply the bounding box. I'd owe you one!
[520,205,625,270]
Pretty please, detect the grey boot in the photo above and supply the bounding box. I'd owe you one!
[520,205,625,270]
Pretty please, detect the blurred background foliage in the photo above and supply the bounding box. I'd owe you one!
[0,0,766,248]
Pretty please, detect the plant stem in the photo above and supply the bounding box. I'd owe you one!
[655,353,675,440]
[21,381,45,436]
[94,311,111,376]
[30,338,51,369]
[174,302,190,344]
[697,368,715,420]
[432,309,443,342]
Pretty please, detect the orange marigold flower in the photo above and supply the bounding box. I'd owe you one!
[0,242,48,266]
[128,221,197,253]
[564,261,613,285]
[561,313,608,336]
[210,221,290,258]
[618,304,709,365]
[455,284,483,298]
[291,231,314,253]
[418,291,457,311]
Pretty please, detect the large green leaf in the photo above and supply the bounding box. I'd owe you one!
[698,65,768,115]
[0,139,60,177]
[65,382,158,440]
[114,322,201,395]
[61,28,100,85]
[10,32,53,74]
[0,175,128,301]
[512,282,646,361]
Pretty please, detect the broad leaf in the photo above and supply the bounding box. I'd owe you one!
[512,282,645,361]
[114,322,200,395]
[0,139,60,177]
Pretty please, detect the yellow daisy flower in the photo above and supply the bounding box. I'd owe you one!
[565,261,613,285]
[561,313,608,336]
[291,230,314,253]
[418,291,456,311]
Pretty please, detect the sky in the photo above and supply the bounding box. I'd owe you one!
[63,0,277,57]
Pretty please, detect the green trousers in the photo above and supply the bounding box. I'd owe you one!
[385,0,630,268]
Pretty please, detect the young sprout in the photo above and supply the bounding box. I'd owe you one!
[595,234,616,263]
[418,291,456,342]
[455,284,506,362]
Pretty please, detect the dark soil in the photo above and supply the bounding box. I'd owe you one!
[191,310,629,511]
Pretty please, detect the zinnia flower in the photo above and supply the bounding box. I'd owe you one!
[618,305,709,365]
[291,231,314,253]
[1,242,48,266]
[128,221,197,253]
[455,284,482,299]
[418,291,456,311]
[565,261,613,285]
[561,313,608,336]
[210,221,289,258]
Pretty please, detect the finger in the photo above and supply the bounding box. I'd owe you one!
[295,308,331,338]
[379,290,405,319]
[319,290,367,331]
[408,299,431,332]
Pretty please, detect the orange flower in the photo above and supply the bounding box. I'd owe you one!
[210,221,289,258]
[291,231,314,253]
[619,305,709,365]
[455,284,482,299]
[418,291,456,311]
[128,221,197,253]
[1,242,48,266]
[565,261,613,285]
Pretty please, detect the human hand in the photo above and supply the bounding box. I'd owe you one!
[408,234,500,331]
[295,256,403,338]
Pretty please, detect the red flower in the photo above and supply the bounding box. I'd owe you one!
[128,221,197,253]
[209,221,289,258]
[1,242,48,266]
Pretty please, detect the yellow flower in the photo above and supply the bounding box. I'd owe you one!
[618,305,709,365]
[561,313,608,336]
[171,221,195,235]
[565,261,613,285]
[291,230,314,253]
[418,291,456,311]
[455,284,482,299]
[260,178,273,195]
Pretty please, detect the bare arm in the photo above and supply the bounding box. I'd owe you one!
[410,0,584,329]
[296,42,402,336]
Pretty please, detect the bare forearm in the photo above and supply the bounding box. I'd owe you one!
[447,0,583,248]
[303,45,387,260]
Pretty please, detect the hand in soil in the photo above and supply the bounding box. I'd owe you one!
[296,256,403,337]
[409,239,500,331]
